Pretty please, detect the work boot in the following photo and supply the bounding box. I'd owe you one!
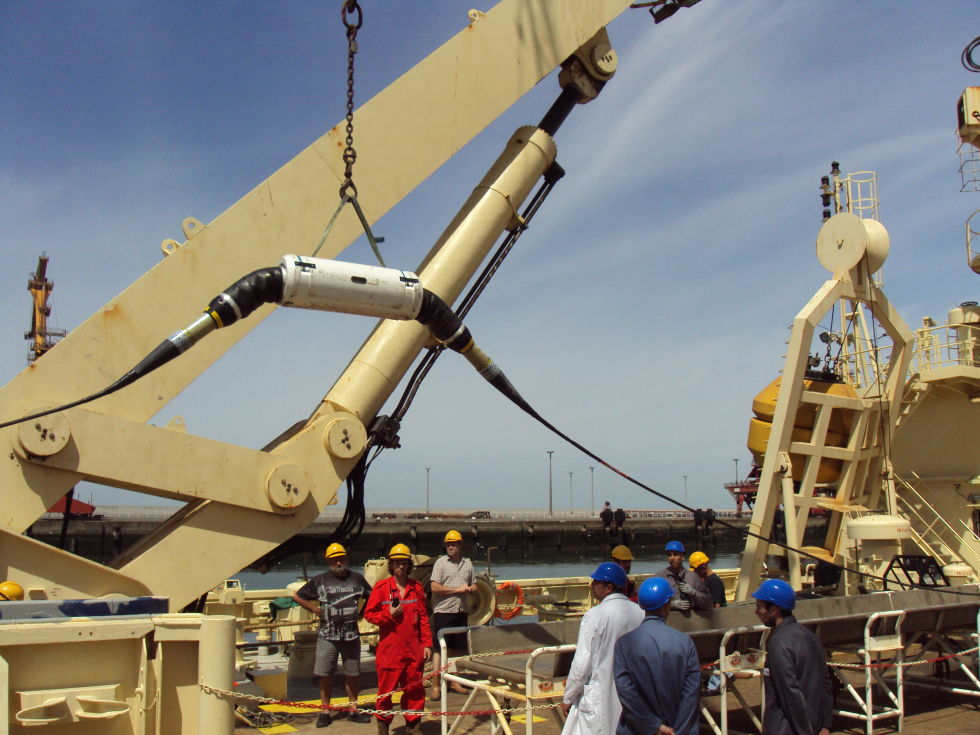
[348,706,372,724]
[376,718,390,735]
[316,712,332,728]
[405,719,423,735]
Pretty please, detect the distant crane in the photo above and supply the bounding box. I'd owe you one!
[25,254,66,362]
[25,254,78,542]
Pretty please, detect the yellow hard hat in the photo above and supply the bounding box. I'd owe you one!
[388,543,412,560]
[0,581,25,601]
[444,529,463,543]
[325,542,347,559]
[611,545,633,561]
[689,551,710,570]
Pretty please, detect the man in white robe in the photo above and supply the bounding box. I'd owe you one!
[561,562,644,735]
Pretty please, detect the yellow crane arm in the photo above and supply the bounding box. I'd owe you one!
[0,0,641,609]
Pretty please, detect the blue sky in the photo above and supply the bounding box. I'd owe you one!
[1,1,977,514]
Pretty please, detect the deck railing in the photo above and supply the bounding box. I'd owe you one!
[912,323,980,373]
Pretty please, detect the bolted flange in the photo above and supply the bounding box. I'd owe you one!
[15,409,70,458]
[265,464,310,512]
[323,415,367,459]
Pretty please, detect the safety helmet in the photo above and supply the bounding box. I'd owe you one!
[665,540,686,553]
[388,543,412,560]
[444,529,463,543]
[752,579,796,610]
[610,545,633,561]
[589,562,628,589]
[689,551,710,570]
[324,542,347,559]
[637,577,674,612]
[0,581,25,601]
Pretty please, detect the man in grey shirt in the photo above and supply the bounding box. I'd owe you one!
[293,542,373,727]
[428,529,476,699]
[655,540,712,611]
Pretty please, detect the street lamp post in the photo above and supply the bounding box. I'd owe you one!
[733,458,740,485]
[547,451,554,515]
[683,474,688,506]
[589,466,595,514]
[568,472,574,511]
[426,467,431,514]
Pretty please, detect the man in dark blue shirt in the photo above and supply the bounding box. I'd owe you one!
[752,579,833,735]
[614,577,700,735]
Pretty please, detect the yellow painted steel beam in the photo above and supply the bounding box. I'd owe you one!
[0,0,638,608]
[118,127,558,610]
[0,0,634,533]
[0,527,152,599]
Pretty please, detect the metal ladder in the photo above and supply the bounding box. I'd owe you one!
[893,475,980,571]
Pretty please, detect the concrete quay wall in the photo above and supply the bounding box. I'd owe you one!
[30,510,826,565]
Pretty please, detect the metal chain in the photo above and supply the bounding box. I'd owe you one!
[340,0,362,200]
[201,683,563,717]
[828,645,979,670]
[204,644,980,718]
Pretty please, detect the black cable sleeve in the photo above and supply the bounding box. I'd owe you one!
[207,266,284,327]
[416,290,473,352]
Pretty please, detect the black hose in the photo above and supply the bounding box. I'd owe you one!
[963,35,980,72]
[477,360,980,598]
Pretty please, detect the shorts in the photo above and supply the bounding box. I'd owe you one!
[431,611,469,652]
[314,637,362,677]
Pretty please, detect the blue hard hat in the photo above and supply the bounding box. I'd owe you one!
[751,579,796,610]
[637,577,674,611]
[590,562,628,589]
[665,540,686,553]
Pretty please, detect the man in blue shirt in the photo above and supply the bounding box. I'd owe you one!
[613,577,701,735]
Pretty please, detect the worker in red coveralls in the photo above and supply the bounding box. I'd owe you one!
[364,543,432,735]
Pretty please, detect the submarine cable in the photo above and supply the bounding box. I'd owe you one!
[464,355,980,598]
[0,265,284,431]
[0,258,472,429]
[387,162,564,427]
[265,168,567,565]
[6,254,976,596]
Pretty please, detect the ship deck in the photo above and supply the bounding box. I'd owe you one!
[234,667,980,734]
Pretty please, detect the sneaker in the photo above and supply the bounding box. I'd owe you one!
[349,710,372,724]
[316,712,332,728]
